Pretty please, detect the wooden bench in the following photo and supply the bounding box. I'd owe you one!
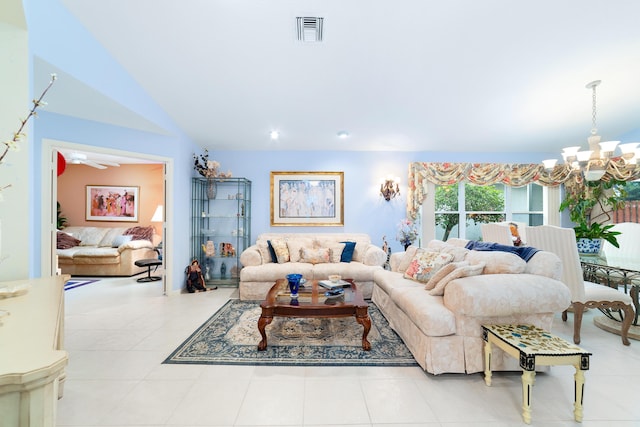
[482,324,591,424]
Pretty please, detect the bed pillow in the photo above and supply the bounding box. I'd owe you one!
[429,262,486,296]
[403,249,454,283]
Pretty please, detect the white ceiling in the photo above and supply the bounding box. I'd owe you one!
[47,0,640,154]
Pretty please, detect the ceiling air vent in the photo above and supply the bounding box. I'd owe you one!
[296,17,324,42]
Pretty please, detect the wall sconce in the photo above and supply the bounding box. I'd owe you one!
[380,175,400,201]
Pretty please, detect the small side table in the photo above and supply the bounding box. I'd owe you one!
[134,258,162,282]
[482,324,591,424]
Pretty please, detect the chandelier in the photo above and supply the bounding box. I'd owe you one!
[542,80,639,181]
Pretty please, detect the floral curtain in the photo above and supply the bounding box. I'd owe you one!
[406,159,640,220]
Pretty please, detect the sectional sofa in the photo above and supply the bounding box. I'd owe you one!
[372,239,572,374]
[239,234,572,375]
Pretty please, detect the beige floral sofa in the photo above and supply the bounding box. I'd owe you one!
[56,226,160,276]
[372,238,572,375]
[239,233,386,300]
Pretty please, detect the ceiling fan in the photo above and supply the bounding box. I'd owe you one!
[66,153,120,169]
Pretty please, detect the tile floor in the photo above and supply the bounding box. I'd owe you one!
[58,276,640,426]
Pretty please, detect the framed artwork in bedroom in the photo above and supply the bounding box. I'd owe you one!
[270,171,344,226]
[86,185,139,222]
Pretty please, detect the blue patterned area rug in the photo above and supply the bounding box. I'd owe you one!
[163,299,418,367]
[64,279,99,291]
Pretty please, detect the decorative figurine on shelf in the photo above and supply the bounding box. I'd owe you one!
[218,242,236,257]
[241,202,245,217]
[220,262,227,278]
[202,240,216,257]
[224,242,236,257]
[204,265,211,281]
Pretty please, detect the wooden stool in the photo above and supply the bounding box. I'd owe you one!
[134,258,162,282]
[482,324,591,424]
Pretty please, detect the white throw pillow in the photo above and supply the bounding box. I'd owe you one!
[112,234,133,248]
[429,262,486,296]
[466,251,525,274]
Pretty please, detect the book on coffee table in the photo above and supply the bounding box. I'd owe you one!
[318,279,351,289]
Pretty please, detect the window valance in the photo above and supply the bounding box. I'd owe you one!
[406,160,640,220]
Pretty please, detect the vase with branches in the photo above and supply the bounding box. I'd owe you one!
[1,74,57,197]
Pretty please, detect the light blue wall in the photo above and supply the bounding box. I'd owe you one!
[212,150,558,253]
[28,0,636,290]
[26,0,199,291]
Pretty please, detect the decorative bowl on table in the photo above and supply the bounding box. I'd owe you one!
[328,274,342,283]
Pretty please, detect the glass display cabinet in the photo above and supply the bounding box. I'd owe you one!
[191,177,251,287]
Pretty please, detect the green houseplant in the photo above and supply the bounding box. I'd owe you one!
[559,178,627,251]
[57,201,68,229]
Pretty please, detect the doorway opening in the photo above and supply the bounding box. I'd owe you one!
[42,138,173,293]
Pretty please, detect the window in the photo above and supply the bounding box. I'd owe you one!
[434,182,544,241]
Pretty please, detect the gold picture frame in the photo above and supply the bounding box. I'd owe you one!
[270,171,344,226]
[86,185,139,222]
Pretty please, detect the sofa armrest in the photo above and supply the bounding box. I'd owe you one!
[363,245,386,266]
[240,245,262,267]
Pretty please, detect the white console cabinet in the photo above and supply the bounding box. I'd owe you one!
[0,275,68,427]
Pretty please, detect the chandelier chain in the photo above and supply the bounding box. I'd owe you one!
[591,83,598,135]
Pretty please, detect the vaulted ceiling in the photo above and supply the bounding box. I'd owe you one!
[45,0,640,154]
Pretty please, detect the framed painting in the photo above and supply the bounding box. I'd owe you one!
[270,171,344,226]
[86,185,139,222]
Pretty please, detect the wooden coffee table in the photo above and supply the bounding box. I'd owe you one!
[257,278,371,351]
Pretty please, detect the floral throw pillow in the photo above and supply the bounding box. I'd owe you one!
[299,247,331,264]
[403,249,454,283]
[269,239,290,263]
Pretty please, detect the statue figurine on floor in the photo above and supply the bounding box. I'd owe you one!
[185,259,217,293]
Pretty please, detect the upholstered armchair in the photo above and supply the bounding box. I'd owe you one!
[525,225,633,346]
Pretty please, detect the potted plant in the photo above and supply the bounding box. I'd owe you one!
[559,178,627,254]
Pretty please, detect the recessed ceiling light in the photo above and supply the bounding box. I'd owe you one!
[270,130,279,140]
[337,131,349,139]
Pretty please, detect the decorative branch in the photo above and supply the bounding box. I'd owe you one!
[1,74,57,168]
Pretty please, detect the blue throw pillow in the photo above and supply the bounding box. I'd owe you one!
[266,240,278,263]
[340,241,356,263]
